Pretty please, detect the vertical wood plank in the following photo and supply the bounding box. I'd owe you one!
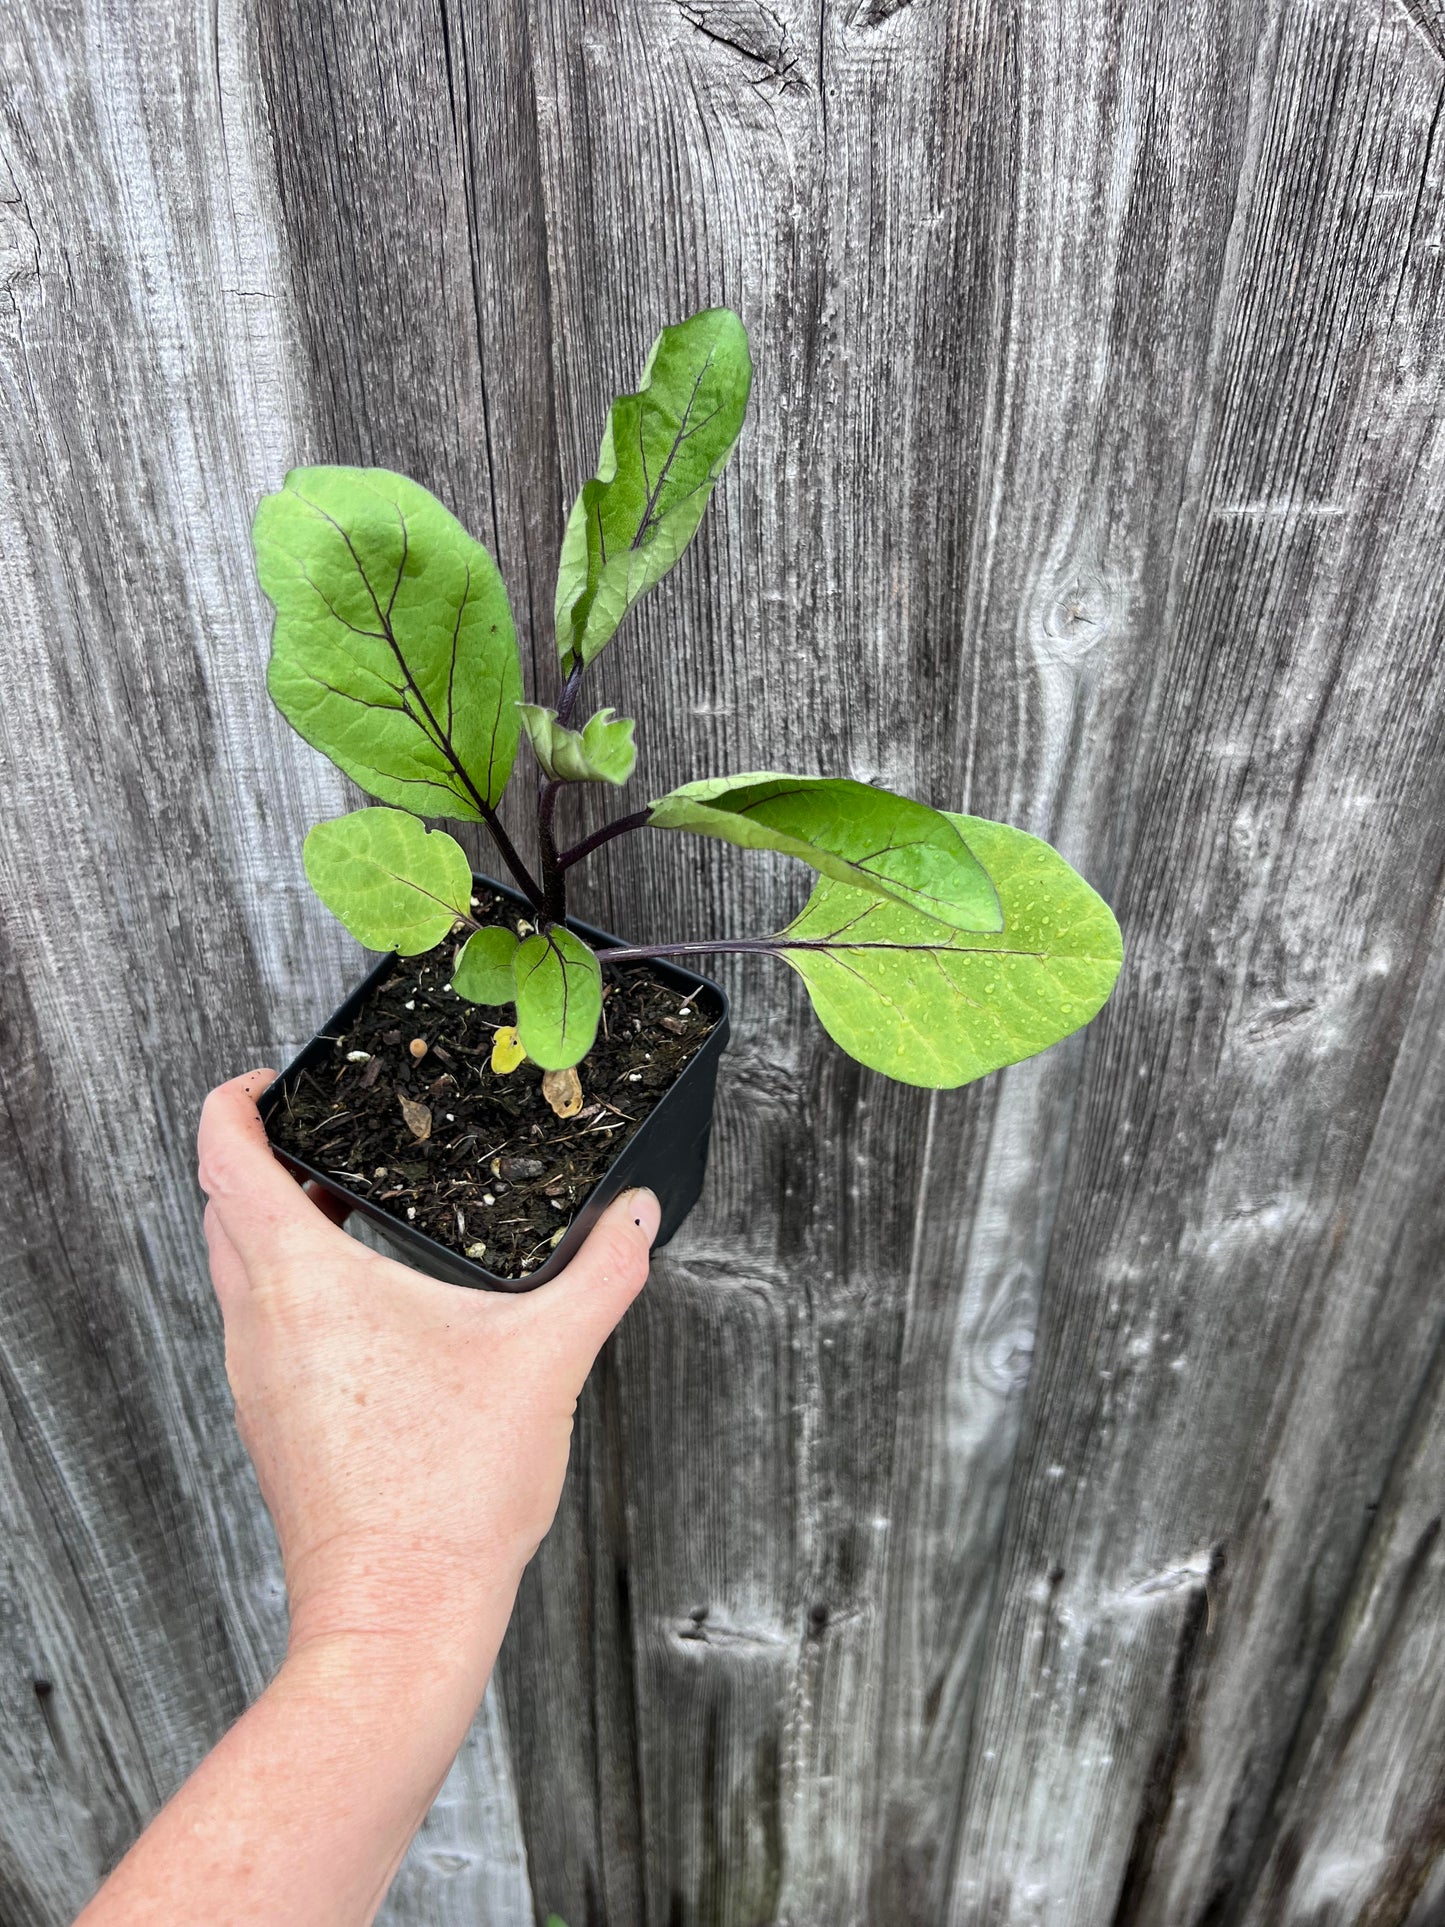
[1240,1339,1445,1927]
[520,0,1023,1915]
[944,3,1445,1919]
[0,3,322,1912]
[0,2,537,1918]
[251,2,654,1913]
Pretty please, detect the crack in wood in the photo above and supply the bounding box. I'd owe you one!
[675,0,806,89]
[1110,1548,1226,1927]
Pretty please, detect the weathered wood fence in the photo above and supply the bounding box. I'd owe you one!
[3,1,1444,1921]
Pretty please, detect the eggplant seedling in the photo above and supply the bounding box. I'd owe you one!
[254,308,1121,1094]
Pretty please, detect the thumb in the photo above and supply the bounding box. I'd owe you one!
[197,1068,348,1275]
[525,1187,659,1374]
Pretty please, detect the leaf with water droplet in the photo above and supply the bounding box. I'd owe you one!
[776,813,1121,1088]
[650,773,1001,933]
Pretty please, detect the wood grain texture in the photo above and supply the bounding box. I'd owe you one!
[1,1,1442,1924]
[1242,1334,1445,1927]
[0,4,533,1922]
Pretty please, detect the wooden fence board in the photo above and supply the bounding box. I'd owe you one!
[0,7,311,1916]
[1242,1334,1445,1927]
[940,2,1445,1922]
[0,0,1441,1922]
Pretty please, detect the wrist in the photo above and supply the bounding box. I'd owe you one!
[276,1624,489,1724]
[272,1613,505,1791]
[283,1534,529,1687]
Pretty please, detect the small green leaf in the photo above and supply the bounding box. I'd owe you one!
[452,926,519,1004]
[511,928,604,1071]
[555,308,752,673]
[648,773,1002,933]
[518,704,638,785]
[778,813,1122,1088]
[303,808,473,955]
[257,466,522,818]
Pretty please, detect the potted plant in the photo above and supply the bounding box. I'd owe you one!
[253,308,1122,1290]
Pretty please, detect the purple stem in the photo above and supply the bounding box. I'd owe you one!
[537,778,566,922]
[555,662,584,726]
[558,808,654,870]
[599,937,1043,964]
[481,805,546,912]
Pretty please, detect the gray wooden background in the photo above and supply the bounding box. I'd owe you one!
[2,0,1443,1922]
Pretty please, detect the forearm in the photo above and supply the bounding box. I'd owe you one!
[156,1080,654,1922]
[76,1596,518,1926]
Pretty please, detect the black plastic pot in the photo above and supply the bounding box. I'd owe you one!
[258,872,730,1292]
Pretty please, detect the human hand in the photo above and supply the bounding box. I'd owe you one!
[197,1069,656,1676]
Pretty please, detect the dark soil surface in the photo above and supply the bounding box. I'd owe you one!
[266,891,718,1281]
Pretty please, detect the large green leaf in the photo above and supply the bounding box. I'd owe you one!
[777,813,1121,1088]
[511,928,604,1071]
[451,925,519,1004]
[648,774,1002,933]
[303,808,473,955]
[517,703,637,785]
[555,308,752,674]
[257,466,522,818]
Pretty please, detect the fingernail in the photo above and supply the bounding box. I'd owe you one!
[626,1187,661,1247]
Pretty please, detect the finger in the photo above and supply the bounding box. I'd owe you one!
[197,1069,347,1273]
[305,1181,354,1229]
[523,1188,658,1373]
[203,1200,250,1320]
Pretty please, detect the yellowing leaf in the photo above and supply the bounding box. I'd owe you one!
[491,1026,526,1074]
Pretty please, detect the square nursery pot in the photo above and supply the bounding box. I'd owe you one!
[259,873,730,1292]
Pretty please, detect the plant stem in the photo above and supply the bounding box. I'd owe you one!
[598,938,1045,963]
[555,662,584,726]
[558,809,654,870]
[479,804,547,912]
[537,778,566,922]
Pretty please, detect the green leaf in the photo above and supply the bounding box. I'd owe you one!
[777,813,1122,1089]
[555,308,752,673]
[303,808,473,955]
[648,773,1003,933]
[511,928,604,1071]
[518,704,638,785]
[452,925,519,1004]
[257,466,522,818]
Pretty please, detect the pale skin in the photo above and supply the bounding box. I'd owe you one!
[75,1068,657,1927]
